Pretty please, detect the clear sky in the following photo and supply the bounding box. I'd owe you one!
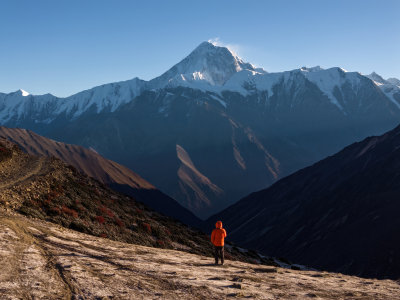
[1,0,399,97]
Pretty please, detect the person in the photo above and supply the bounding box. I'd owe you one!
[211,220,227,265]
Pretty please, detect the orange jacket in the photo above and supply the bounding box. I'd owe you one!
[211,221,227,246]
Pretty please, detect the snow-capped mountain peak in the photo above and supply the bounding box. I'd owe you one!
[149,41,260,89]
[19,89,30,96]
[364,72,400,108]
[366,72,387,85]
[300,66,324,72]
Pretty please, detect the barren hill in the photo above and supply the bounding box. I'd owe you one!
[0,126,201,227]
[0,137,206,252]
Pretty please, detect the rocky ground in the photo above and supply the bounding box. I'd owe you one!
[1,211,399,300]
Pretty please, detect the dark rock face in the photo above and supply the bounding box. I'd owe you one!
[209,124,400,279]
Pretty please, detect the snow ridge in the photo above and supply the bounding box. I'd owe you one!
[1,41,399,123]
[366,73,400,108]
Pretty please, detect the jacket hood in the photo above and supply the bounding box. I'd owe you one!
[215,221,222,229]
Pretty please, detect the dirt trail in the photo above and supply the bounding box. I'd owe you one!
[0,211,399,300]
[0,156,46,190]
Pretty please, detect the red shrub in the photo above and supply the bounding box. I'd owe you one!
[100,233,107,238]
[99,206,114,218]
[96,216,105,224]
[142,222,151,234]
[115,218,125,228]
[61,206,78,218]
[156,240,165,247]
[164,229,171,236]
[46,185,63,203]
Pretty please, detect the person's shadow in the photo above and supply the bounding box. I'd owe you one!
[193,263,220,267]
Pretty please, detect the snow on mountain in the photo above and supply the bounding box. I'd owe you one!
[0,90,58,123]
[1,41,399,124]
[300,67,361,110]
[224,66,364,111]
[20,89,30,96]
[387,77,400,87]
[55,77,145,118]
[149,41,262,90]
[0,78,145,123]
[366,72,400,108]
[365,71,387,85]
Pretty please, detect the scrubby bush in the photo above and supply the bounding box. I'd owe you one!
[99,205,114,218]
[49,207,61,216]
[115,218,125,228]
[96,215,105,224]
[156,240,165,247]
[61,206,78,218]
[141,222,151,234]
[151,225,164,238]
[69,220,89,233]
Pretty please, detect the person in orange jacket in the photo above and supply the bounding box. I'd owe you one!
[211,220,227,265]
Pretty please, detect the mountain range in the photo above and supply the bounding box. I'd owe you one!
[1,41,400,218]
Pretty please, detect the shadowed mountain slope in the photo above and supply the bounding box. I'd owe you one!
[0,126,202,227]
[209,124,400,279]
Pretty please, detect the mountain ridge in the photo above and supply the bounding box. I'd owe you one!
[2,41,399,124]
[208,123,400,279]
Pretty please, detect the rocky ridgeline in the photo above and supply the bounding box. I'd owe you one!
[0,138,275,265]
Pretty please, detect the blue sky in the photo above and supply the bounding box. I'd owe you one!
[1,0,399,97]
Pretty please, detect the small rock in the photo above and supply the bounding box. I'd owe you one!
[305,293,317,298]
[208,277,222,280]
[231,277,243,282]
[231,283,242,289]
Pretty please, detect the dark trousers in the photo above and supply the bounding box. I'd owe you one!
[214,246,224,264]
